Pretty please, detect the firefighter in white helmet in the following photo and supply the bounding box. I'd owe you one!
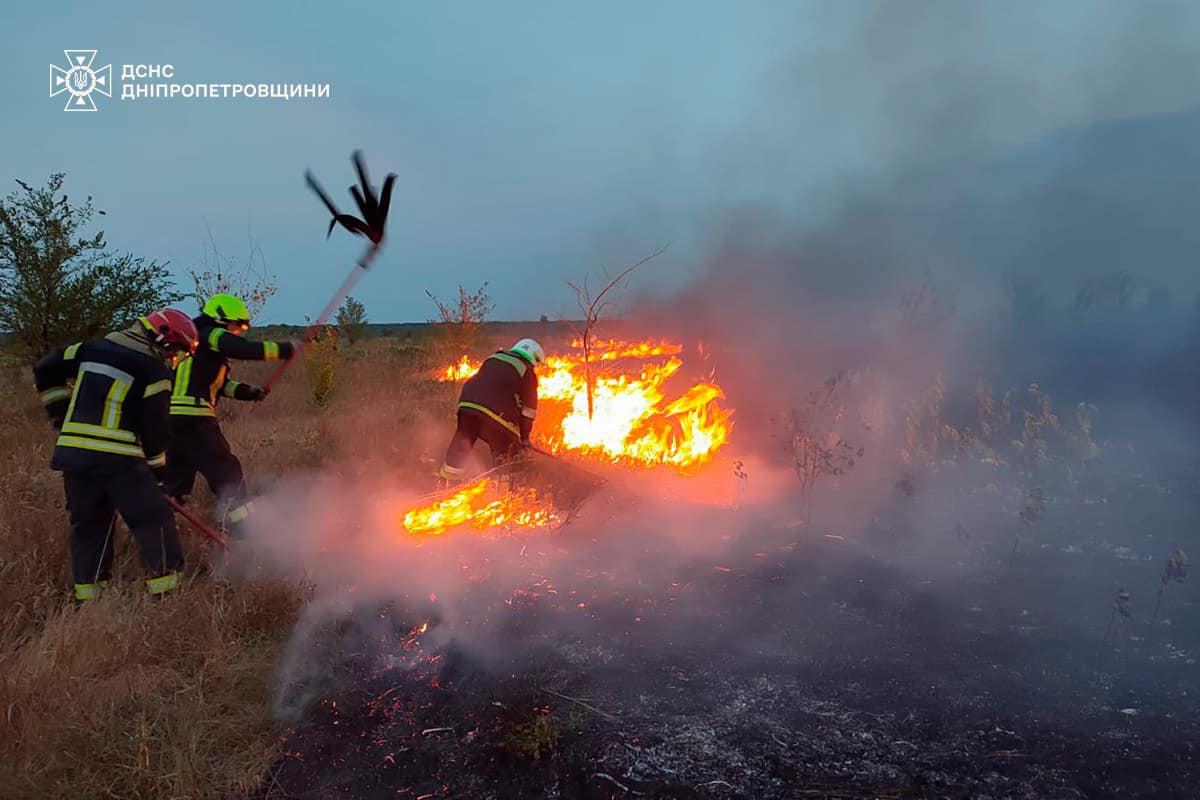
[437,338,544,486]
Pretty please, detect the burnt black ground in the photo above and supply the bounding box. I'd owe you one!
[261,473,1198,800]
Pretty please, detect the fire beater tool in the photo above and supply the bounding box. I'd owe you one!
[263,150,397,392]
[164,495,228,549]
[528,443,607,486]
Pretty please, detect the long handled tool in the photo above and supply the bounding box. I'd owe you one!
[263,150,397,392]
[529,443,607,485]
[164,495,228,549]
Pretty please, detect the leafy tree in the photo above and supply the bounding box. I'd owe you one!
[0,174,182,358]
[334,295,368,343]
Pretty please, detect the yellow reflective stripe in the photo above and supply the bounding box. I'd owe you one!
[227,502,253,523]
[103,374,132,429]
[208,327,226,350]
[146,451,167,468]
[168,404,216,417]
[56,434,145,458]
[61,421,137,443]
[169,393,209,407]
[221,380,240,398]
[209,365,226,405]
[145,571,180,595]
[144,379,171,398]
[489,352,527,377]
[173,357,193,398]
[74,582,101,600]
[41,386,71,405]
[64,343,81,360]
[458,401,520,436]
[263,341,280,361]
[62,373,83,431]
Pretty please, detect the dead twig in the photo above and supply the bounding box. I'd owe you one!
[420,726,454,736]
[565,244,668,419]
[264,762,285,799]
[593,772,639,795]
[543,687,620,721]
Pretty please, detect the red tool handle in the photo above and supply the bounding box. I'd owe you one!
[164,495,228,549]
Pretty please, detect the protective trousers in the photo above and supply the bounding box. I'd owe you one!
[63,464,183,600]
[439,407,522,481]
[162,417,253,538]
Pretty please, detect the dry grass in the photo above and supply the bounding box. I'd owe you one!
[0,336,477,799]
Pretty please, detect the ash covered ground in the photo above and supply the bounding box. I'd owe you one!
[254,459,1199,800]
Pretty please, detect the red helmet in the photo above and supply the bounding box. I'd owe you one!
[141,308,199,355]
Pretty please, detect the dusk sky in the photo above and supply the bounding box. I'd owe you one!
[4,1,1200,323]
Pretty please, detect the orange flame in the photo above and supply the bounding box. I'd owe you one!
[437,338,732,471]
[401,479,558,536]
[569,338,683,360]
[440,355,476,382]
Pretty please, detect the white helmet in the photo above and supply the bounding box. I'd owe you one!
[511,338,545,365]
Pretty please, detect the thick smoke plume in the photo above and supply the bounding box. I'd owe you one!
[240,3,1200,740]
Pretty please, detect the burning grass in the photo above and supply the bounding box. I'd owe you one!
[399,477,561,536]
[439,338,733,471]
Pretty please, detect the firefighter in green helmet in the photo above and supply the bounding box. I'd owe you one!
[160,293,295,539]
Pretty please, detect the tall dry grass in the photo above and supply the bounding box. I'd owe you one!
[0,335,481,798]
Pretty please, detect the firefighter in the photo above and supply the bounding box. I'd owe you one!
[161,293,295,539]
[438,338,544,487]
[33,309,199,601]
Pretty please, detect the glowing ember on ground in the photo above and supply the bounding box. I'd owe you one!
[401,479,559,536]
[438,338,732,471]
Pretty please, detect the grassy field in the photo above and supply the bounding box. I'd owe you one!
[5,322,1196,798]
[0,331,490,799]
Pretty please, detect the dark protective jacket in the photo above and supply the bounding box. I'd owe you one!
[33,328,174,472]
[169,316,293,417]
[457,350,538,440]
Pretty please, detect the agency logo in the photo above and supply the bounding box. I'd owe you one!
[49,50,113,111]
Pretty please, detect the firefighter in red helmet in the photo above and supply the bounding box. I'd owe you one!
[33,309,199,601]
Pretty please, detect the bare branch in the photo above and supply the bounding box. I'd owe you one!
[589,243,668,314]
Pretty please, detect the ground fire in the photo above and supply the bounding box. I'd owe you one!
[403,338,734,536]
[439,338,732,469]
[400,479,560,536]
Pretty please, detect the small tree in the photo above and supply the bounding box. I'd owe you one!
[566,245,667,419]
[335,295,368,344]
[0,174,183,357]
[425,282,494,356]
[304,325,337,407]
[187,226,277,319]
[785,374,863,524]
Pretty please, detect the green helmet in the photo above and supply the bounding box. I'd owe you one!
[202,293,250,326]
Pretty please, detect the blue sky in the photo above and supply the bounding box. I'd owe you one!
[4,2,1200,322]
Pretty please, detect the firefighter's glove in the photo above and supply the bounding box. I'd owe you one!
[245,384,270,402]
